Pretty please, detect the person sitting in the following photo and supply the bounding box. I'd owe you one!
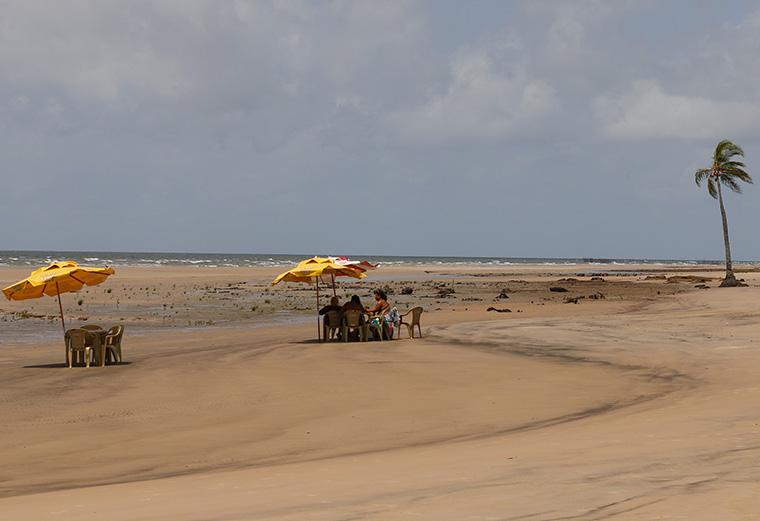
[366,288,390,316]
[366,288,398,340]
[319,296,342,316]
[319,296,343,340]
[342,295,366,341]
[343,294,365,314]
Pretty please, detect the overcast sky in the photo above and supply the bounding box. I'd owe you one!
[2,0,759,259]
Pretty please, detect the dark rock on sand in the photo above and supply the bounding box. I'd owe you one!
[549,287,569,293]
[436,287,456,298]
[667,275,712,284]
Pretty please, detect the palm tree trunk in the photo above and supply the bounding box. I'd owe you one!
[716,181,737,286]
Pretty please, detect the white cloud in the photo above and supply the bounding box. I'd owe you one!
[0,2,189,102]
[593,80,760,140]
[386,48,558,146]
[0,1,432,144]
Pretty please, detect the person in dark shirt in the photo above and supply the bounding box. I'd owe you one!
[320,296,343,340]
[342,295,366,341]
[319,296,342,315]
[342,294,365,313]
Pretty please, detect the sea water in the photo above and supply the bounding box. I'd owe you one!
[0,250,749,268]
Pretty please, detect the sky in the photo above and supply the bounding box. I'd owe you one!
[1,0,760,260]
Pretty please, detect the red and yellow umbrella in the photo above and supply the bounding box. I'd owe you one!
[272,257,372,340]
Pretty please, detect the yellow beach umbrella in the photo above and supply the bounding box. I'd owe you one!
[272,257,367,285]
[272,257,366,341]
[3,261,116,337]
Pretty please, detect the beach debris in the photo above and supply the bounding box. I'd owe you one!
[487,307,512,313]
[549,287,568,293]
[462,297,483,301]
[667,275,712,284]
[694,284,710,289]
[587,292,605,299]
[496,289,510,299]
[382,285,395,295]
[436,287,456,298]
[3,310,62,321]
[590,277,605,282]
[558,278,577,282]
[401,286,414,295]
[564,296,582,304]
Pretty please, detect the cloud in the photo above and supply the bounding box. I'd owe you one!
[386,47,558,146]
[593,80,760,140]
[0,1,432,139]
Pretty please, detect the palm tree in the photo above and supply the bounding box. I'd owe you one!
[695,139,753,287]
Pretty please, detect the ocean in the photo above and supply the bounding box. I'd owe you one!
[0,251,748,268]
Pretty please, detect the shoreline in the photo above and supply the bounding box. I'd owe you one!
[1,261,712,344]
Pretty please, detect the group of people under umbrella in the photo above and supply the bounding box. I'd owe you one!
[271,256,399,341]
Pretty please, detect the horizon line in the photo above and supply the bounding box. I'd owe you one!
[0,249,753,264]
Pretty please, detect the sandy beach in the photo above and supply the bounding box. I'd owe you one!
[1,263,760,519]
[6,1,760,518]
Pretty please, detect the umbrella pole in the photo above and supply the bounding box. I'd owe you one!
[331,273,337,297]
[56,282,68,366]
[56,282,66,336]
[316,277,321,342]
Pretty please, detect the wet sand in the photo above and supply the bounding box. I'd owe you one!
[1,264,759,519]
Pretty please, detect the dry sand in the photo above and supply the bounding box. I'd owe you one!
[1,264,759,519]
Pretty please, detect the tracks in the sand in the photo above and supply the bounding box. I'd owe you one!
[0,316,652,499]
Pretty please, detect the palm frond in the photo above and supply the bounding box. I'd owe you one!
[726,168,754,185]
[722,176,743,194]
[715,139,745,162]
[722,160,746,169]
[707,178,718,199]
[723,169,754,184]
[695,168,711,186]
